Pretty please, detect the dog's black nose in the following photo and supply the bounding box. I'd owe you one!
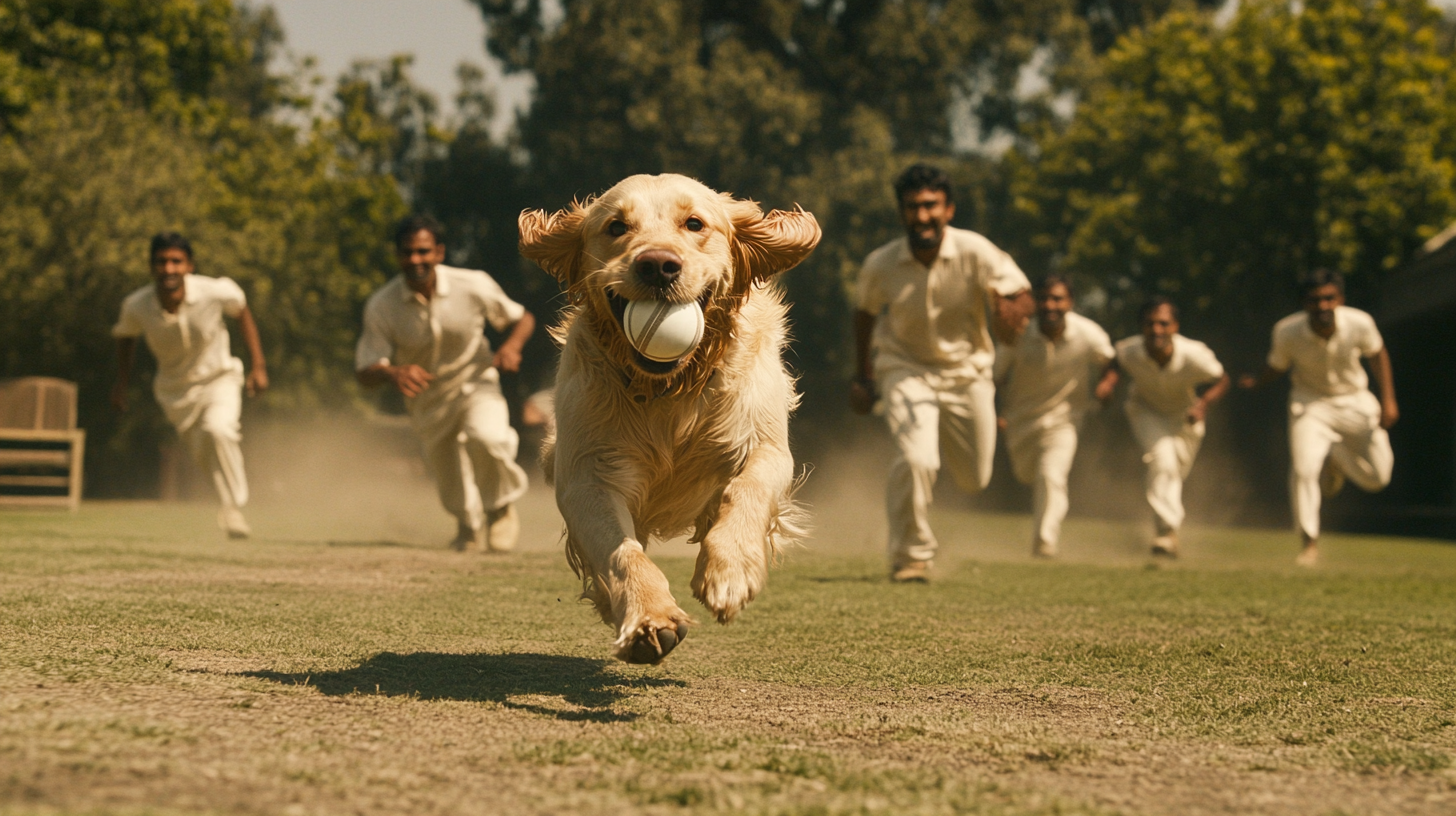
[634,250,683,289]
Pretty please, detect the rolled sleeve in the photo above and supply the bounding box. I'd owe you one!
[1267,327,1291,372]
[1357,313,1384,357]
[217,277,247,318]
[986,250,1031,298]
[355,301,394,372]
[480,277,526,332]
[112,303,143,338]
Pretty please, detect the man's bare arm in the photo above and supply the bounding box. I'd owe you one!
[236,306,269,396]
[1188,374,1230,424]
[111,337,136,412]
[1094,362,1120,402]
[991,289,1033,345]
[1238,365,1284,390]
[357,362,435,398]
[1367,347,1398,429]
[492,310,536,373]
[849,310,877,414]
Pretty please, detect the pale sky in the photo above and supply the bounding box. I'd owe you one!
[263,0,532,135]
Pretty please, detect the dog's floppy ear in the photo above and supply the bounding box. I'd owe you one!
[726,197,822,287]
[519,203,587,284]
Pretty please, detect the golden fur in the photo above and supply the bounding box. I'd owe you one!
[519,174,821,663]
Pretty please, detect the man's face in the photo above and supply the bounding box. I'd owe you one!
[397,229,446,282]
[1036,282,1072,335]
[899,188,955,251]
[150,247,193,293]
[1141,304,1179,358]
[1303,283,1343,330]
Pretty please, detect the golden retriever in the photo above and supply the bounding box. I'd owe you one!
[518,174,821,663]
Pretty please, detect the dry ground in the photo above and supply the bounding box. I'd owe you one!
[2,437,1454,815]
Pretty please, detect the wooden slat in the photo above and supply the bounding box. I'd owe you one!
[0,450,70,467]
[0,475,70,488]
[0,494,72,507]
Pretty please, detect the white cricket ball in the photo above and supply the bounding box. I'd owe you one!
[622,298,706,362]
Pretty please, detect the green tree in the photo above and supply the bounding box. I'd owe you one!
[1009,0,1456,351]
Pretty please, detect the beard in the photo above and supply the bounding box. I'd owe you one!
[907,224,944,251]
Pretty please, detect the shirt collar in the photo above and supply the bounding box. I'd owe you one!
[399,266,451,301]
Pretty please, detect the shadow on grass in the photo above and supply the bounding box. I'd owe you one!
[243,652,682,722]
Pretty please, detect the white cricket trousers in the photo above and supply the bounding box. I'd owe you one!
[1126,401,1204,534]
[418,382,529,534]
[1007,421,1079,550]
[1288,394,1393,540]
[167,374,249,513]
[881,369,997,566]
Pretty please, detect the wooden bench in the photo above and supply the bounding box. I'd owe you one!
[0,377,85,511]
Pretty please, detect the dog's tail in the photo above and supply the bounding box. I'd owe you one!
[766,465,813,564]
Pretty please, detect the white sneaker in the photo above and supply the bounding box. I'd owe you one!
[486,504,519,553]
[218,506,251,540]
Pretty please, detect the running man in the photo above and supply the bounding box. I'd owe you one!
[112,232,268,538]
[1113,297,1229,557]
[1239,269,1397,566]
[996,274,1117,558]
[851,164,1033,583]
[356,215,536,552]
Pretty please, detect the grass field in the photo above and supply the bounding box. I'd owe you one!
[2,483,1455,815]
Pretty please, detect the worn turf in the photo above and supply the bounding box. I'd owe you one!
[2,490,1454,815]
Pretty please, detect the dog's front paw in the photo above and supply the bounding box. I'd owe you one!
[614,611,692,665]
[691,551,766,624]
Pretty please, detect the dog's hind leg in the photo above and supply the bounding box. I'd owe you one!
[557,473,693,664]
[691,440,799,623]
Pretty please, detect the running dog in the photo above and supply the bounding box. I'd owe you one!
[518,174,821,663]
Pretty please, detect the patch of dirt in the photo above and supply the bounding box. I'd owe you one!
[2,667,1452,815]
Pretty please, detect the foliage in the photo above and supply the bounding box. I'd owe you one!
[0,1,406,494]
[1008,0,1456,351]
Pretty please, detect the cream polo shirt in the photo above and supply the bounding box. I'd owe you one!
[858,226,1030,380]
[356,264,525,400]
[112,275,247,398]
[1116,334,1225,417]
[1267,306,1383,404]
[997,311,1115,432]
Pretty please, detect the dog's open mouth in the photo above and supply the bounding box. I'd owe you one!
[607,289,711,376]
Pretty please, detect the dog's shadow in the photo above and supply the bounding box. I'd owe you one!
[242,652,682,722]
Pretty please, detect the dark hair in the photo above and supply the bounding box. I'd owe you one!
[1138,296,1180,323]
[893,163,954,205]
[149,232,193,260]
[394,214,445,249]
[1035,273,1073,297]
[1298,267,1344,296]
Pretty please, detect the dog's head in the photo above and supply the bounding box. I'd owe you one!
[519,174,821,380]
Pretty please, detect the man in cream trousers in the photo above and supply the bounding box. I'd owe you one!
[357,216,537,553]
[850,164,1032,583]
[112,232,268,538]
[996,275,1117,558]
[1240,269,1397,566]
[1113,297,1229,557]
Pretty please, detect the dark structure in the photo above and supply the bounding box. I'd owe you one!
[1333,224,1456,539]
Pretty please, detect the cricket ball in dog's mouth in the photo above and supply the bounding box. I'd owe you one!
[621,298,705,363]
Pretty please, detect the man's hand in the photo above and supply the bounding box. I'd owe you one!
[246,368,269,397]
[1186,401,1208,425]
[849,377,877,415]
[1236,373,1259,389]
[110,381,128,413]
[389,364,435,398]
[1380,398,1399,429]
[493,345,524,373]
[997,416,1008,431]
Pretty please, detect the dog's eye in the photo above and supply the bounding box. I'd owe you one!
[684,217,704,232]
[607,220,628,238]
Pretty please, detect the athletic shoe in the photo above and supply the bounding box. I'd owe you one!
[1320,457,1346,498]
[1296,542,1320,567]
[1032,538,1058,559]
[890,560,930,583]
[486,504,519,553]
[218,506,251,540]
[1151,533,1179,558]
